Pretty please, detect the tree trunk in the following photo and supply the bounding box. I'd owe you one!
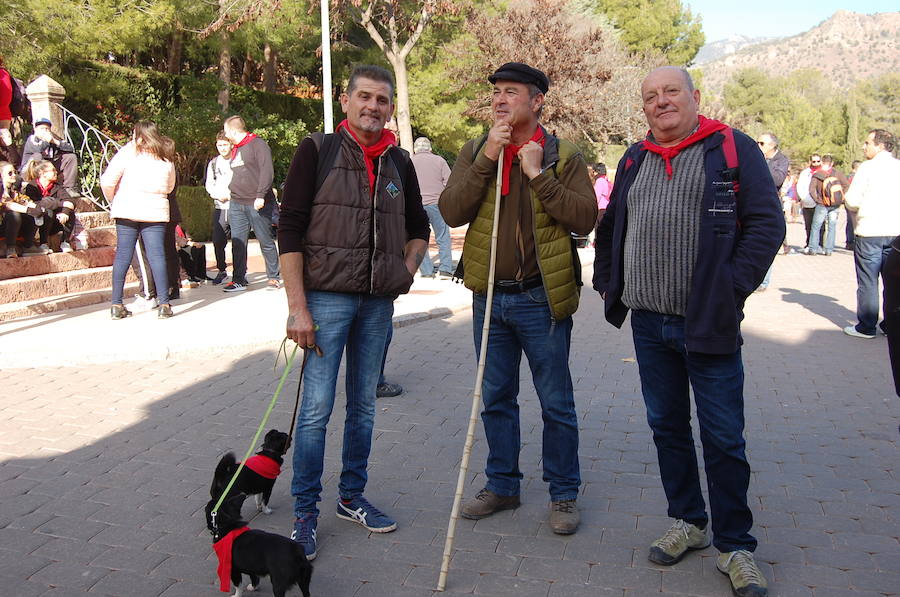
[241,51,254,87]
[167,27,183,75]
[263,42,277,93]
[218,33,231,112]
[392,58,414,152]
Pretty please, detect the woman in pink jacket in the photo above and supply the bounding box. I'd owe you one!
[100,121,177,320]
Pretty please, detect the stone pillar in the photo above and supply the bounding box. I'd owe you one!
[25,75,66,136]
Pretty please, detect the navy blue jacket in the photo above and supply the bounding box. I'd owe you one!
[592,128,784,354]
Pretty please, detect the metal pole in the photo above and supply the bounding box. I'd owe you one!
[436,155,504,592]
[320,0,334,133]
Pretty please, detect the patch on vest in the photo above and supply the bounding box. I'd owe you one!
[385,181,400,198]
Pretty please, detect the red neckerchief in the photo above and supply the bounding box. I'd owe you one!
[502,126,546,196]
[243,454,281,479]
[641,115,728,179]
[231,133,258,159]
[37,180,55,197]
[337,119,396,196]
[213,526,250,592]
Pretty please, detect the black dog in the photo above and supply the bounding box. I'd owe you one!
[206,494,312,597]
[211,430,291,514]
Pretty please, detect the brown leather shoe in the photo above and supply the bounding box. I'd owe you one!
[549,499,579,535]
[460,488,520,520]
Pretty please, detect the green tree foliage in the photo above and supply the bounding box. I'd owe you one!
[581,0,704,65]
[723,67,899,168]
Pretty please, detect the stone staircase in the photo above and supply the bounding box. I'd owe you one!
[0,210,139,322]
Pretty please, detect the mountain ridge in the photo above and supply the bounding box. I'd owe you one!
[697,10,900,95]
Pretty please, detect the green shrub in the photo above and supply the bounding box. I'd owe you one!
[60,60,333,186]
[177,186,213,242]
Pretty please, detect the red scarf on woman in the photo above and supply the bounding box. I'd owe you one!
[213,526,250,591]
[641,115,728,179]
[231,133,257,159]
[337,119,397,195]
[501,126,546,196]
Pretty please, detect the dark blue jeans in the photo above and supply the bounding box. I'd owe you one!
[112,219,168,305]
[630,310,756,553]
[853,236,894,336]
[473,287,580,501]
[229,201,280,284]
[211,207,231,273]
[291,291,394,517]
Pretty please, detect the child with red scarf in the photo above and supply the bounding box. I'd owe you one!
[23,160,77,253]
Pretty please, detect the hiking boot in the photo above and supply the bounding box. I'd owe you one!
[376,382,403,398]
[110,304,132,320]
[290,513,318,561]
[460,488,520,520]
[716,550,768,596]
[549,499,579,535]
[648,519,711,565]
[336,496,397,532]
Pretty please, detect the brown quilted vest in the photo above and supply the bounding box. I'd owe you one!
[302,129,414,296]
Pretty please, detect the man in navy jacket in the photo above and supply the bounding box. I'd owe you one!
[593,66,782,597]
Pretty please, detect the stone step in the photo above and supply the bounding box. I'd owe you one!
[86,225,117,248]
[77,210,113,229]
[0,247,116,281]
[0,282,140,322]
[0,265,137,303]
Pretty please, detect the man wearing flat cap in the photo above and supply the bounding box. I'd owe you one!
[439,62,597,534]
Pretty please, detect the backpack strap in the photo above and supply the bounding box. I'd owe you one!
[720,127,740,194]
[312,132,342,193]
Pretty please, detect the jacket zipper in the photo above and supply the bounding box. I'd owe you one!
[370,159,381,295]
[529,158,559,326]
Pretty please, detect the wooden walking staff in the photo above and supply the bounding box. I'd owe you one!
[436,124,507,592]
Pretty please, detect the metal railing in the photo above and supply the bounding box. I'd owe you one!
[55,103,122,212]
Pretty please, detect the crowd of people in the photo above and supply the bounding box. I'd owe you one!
[3,55,899,597]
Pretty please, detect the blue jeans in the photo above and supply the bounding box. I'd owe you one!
[472,287,580,501]
[808,205,840,253]
[229,201,280,284]
[853,236,894,336]
[418,204,452,276]
[292,291,394,517]
[630,310,756,553]
[112,219,168,305]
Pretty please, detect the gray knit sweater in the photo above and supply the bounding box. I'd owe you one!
[622,143,705,316]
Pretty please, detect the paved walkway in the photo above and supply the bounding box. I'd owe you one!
[1,220,898,596]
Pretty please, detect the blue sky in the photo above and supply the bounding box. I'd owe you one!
[686,0,897,41]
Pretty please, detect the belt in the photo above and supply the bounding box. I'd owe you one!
[493,276,543,294]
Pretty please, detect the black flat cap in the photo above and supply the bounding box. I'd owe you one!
[488,62,549,94]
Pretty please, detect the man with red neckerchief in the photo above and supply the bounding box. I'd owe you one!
[593,66,782,597]
[439,62,597,535]
[278,65,429,561]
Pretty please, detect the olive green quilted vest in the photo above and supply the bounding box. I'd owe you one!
[462,136,582,321]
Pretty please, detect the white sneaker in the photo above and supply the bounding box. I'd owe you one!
[843,325,876,339]
[60,242,73,253]
[129,295,158,313]
[38,243,53,254]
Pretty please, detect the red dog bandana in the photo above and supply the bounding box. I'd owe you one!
[213,526,250,592]
[243,454,281,480]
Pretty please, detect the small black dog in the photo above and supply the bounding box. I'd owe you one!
[211,430,291,514]
[206,494,312,597]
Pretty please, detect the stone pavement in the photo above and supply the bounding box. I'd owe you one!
[0,220,898,596]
